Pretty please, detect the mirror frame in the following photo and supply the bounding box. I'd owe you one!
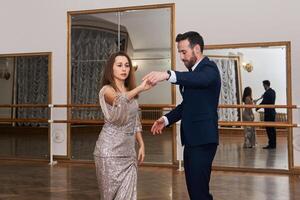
[206,41,293,173]
[66,3,176,164]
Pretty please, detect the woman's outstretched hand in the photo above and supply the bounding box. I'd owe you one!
[139,79,154,92]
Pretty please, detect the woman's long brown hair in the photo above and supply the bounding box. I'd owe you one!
[242,86,252,103]
[100,51,137,95]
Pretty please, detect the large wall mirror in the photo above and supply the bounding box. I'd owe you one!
[0,53,51,159]
[67,4,175,164]
[204,42,292,170]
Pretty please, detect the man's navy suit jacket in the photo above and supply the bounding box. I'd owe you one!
[260,88,276,117]
[165,57,221,147]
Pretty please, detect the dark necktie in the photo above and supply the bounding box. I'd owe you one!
[188,68,192,72]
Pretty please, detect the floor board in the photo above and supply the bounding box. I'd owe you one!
[0,161,299,200]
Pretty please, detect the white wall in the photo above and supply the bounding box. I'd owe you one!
[1,0,300,166]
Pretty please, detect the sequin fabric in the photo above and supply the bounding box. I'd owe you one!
[94,85,142,200]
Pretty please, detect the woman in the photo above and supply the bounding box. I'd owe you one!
[242,87,256,148]
[94,52,151,199]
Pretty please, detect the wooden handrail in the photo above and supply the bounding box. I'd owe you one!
[140,104,176,108]
[51,104,299,109]
[142,120,296,127]
[218,104,296,109]
[0,118,49,123]
[53,104,177,108]
[53,120,104,124]
[0,104,48,108]
[0,118,296,127]
[53,104,296,109]
[218,121,296,128]
[49,119,297,128]
[0,104,297,109]
[53,104,100,108]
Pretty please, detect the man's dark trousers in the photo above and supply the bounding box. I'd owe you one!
[184,143,217,200]
[265,113,276,148]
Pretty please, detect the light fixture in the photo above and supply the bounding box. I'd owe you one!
[242,62,253,72]
[0,58,11,80]
[132,61,138,71]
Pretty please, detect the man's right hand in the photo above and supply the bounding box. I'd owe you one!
[151,117,166,135]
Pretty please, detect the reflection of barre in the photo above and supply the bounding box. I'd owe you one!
[48,104,54,121]
[48,104,57,166]
[178,160,184,171]
[176,122,184,171]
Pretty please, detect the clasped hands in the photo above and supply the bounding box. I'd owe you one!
[139,71,169,91]
[142,71,169,86]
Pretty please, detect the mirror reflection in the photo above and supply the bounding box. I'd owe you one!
[69,6,174,164]
[0,54,50,159]
[204,45,288,169]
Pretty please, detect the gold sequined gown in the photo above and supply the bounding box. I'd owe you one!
[94,85,142,200]
[242,96,256,148]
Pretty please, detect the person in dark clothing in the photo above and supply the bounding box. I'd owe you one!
[255,80,276,149]
[143,31,221,200]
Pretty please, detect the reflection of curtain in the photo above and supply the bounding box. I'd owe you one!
[16,56,49,126]
[211,58,239,121]
[71,26,127,120]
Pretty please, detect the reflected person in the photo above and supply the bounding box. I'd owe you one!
[242,87,256,148]
[255,80,276,149]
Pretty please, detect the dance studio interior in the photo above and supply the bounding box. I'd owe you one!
[0,1,300,199]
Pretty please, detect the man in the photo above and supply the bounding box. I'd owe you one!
[255,80,276,149]
[143,31,221,200]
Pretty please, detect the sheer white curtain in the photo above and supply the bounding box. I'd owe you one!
[16,56,49,126]
[210,58,239,121]
[71,26,127,120]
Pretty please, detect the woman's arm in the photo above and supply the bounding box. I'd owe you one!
[136,132,145,164]
[104,79,151,105]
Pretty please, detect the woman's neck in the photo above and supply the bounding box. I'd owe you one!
[114,79,126,92]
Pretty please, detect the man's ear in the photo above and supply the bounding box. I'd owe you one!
[194,44,201,53]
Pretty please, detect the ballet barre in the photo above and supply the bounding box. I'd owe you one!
[1,103,300,169]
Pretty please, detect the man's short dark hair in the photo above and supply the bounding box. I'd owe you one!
[263,80,270,87]
[175,31,204,52]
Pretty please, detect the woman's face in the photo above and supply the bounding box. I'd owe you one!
[113,55,131,81]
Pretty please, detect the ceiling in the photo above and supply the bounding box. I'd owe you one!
[88,8,171,51]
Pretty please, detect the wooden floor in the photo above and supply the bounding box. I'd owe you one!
[214,134,288,169]
[0,125,289,170]
[0,161,299,200]
[141,126,289,170]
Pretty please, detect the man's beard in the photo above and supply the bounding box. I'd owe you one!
[183,53,197,69]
